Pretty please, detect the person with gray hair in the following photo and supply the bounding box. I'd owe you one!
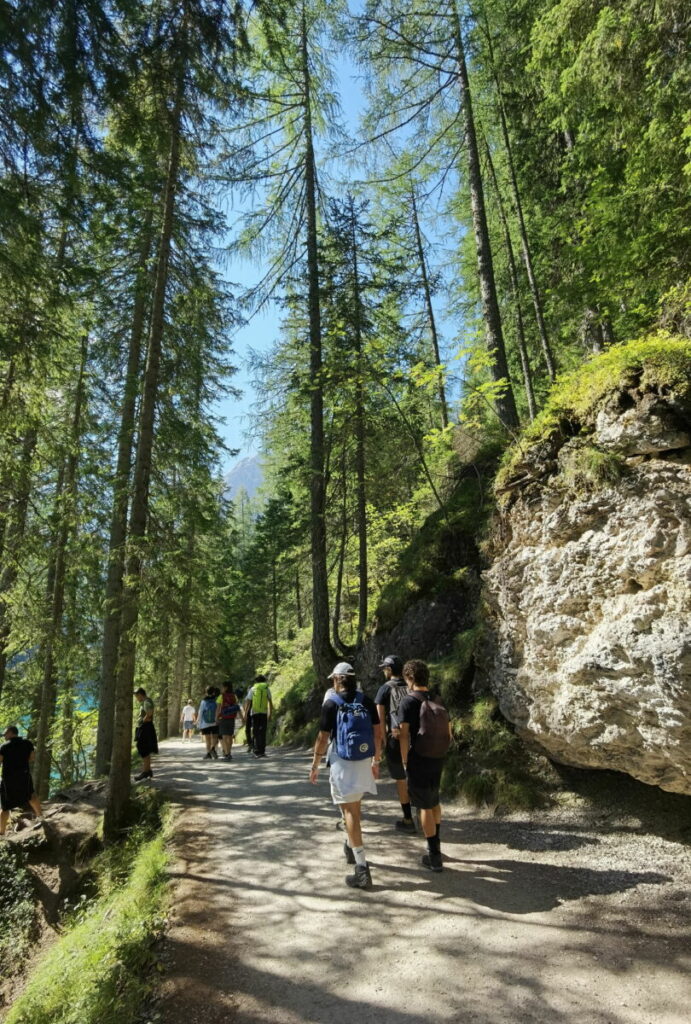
[0,726,43,835]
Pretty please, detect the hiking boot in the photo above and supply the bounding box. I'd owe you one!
[421,852,443,872]
[395,817,416,834]
[134,770,153,782]
[345,864,372,890]
[204,752,212,759]
[343,841,356,864]
[211,748,219,759]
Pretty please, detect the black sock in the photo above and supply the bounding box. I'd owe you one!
[427,834,441,855]
[401,802,412,820]
[435,823,441,839]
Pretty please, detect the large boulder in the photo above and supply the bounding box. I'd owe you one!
[482,341,691,794]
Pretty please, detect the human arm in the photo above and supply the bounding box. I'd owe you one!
[309,729,331,784]
[142,699,154,723]
[268,699,274,717]
[376,704,387,743]
[399,722,410,769]
[372,723,382,779]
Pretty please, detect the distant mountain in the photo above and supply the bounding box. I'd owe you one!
[224,455,263,501]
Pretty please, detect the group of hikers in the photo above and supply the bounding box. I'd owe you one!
[132,675,274,780]
[311,655,451,890]
[3,658,450,890]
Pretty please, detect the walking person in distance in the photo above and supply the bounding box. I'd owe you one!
[133,687,158,781]
[0,726,43,835]
[198,686,221,759]
[375,654,416,833]
[244,675,273,758]
[218,681,242,760]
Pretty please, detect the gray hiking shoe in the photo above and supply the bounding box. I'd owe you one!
[395,818,416,834]
[345,864,372,890]
[343,841,356,864]
[421,852,443,872]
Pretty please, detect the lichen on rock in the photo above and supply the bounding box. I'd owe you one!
[483,335,691,794]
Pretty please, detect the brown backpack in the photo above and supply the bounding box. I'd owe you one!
[413,692,451,758]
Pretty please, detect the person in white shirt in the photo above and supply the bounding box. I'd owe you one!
[180,699,197,741]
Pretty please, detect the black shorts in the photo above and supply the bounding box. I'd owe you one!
[200,725,219,736]
[385,737,406,781]
[135,721,159,758]
[0,773,34,812]
[406,752,443,810]
[218,719,236,737]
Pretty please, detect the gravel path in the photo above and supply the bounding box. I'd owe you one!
[154,738,691,1024]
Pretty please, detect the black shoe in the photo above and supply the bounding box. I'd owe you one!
[395,818,416,834]
[345,864,372,890]
[344,841,356,864]
[421,852,443,872]
[204,752,212,760]
[134,770,153,782]
[211,748,218,759]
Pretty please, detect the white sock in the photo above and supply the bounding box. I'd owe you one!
[352,846,367,867]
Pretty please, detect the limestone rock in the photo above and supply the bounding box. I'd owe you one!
[482,393,691,794]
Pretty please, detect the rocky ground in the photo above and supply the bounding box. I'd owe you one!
[153,739,691,1024]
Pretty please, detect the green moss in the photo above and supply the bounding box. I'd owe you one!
[497,332,691,489]
[559,442,625,492]
[5,798,171,1024]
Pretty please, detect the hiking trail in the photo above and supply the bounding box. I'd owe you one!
[155,739,690,1024]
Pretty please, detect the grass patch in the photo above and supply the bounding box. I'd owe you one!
[0,844,38,980]
[442,696,554,811]
[5,795,172,1024]
[497,332,691,490]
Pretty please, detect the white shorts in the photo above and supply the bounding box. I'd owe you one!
[329,752,377,805]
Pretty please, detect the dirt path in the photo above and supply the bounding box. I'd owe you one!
[153,738,690,1024]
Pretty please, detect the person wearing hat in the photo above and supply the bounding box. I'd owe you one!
[309,662,382,890]
[375,655,415,833]
[0,726,43,835]
[243,675,273,758]
[133,687,158,781]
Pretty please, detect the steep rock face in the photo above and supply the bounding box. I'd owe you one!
[483,389,691,794]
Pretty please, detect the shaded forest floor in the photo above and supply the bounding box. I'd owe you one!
[152,739,691,1024]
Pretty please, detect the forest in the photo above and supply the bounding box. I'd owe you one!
[0,0,689,840]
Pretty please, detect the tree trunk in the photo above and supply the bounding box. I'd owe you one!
[104,72,184,841]
[271,560,279,663]
[34,334,88,798]
[483,136,536,420]
[451,1,518,431]
[480,9,556,382]
[301,6,336,683]
[410,187,449,429]
[95,209,154,776]
[348,204,369,642]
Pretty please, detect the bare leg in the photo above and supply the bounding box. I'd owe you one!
[29,795,43,818]
[142,755,151,773]
[0,810,9,835]
[395,778,410,804]
[420,807,439,838]
[341,801,363,849]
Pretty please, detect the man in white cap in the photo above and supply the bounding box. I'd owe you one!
[309,663,382,890]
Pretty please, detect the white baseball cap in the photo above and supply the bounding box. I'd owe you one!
[328,662,355,678]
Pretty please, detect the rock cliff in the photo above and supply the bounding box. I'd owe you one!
[482,339,691,794]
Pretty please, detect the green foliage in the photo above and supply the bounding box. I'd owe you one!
[5,801,172,1024]
[444,696,552,810]
[0,844,37,980]
[497,333,691,487]
[558,442,624,493]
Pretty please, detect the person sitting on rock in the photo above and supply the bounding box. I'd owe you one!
[0,725,43,835]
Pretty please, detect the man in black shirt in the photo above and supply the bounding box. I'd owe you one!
[375,654,415,833]
[399,660,450,872]
[0,726,43,835]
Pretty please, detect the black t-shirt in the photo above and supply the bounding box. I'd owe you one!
[0,737,34,776]
[319,692,379,735]
[400,691,433,748]
[374,678,408,731]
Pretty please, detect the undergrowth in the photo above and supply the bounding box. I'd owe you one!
[442,695,554,811]
[5,790,171,1024]
[0,844,37,980]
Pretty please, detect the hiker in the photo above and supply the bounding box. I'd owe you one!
[0,726,43,835]
[180,698,197,741]
[375,654,415,834]
[398,659,452,873]
[198,686,221,759]
[218,682,243,760]
[244,675,273,758]
[310,662,382,890]
[134,687,159,781]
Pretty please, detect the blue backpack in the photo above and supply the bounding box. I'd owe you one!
[332,691,374,761]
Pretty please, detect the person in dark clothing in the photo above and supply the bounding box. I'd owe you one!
[134,687,158,781]
[398,659,451,873]
[0,726,43,835]
[375,654,415,833]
